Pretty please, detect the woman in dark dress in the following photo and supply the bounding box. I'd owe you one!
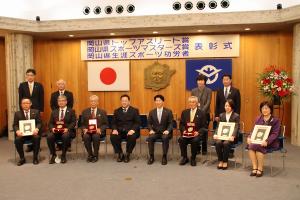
[247,101,280,177]
[213,99,240,170]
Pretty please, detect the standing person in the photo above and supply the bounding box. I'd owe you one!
[50,79,74,110]
[191,74,212,154]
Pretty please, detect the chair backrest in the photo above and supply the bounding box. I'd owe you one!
[172,119,177,129]
[107,114,113,129]
[140,114,148,129]
[279,125,286,149]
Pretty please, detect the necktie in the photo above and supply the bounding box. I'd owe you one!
[225,87,228,99]
[29,84,33,96]
[60,91,63,95]
[190,109,196,122]
[158,109,162,123]
[60,109,64,121]
[91,109,96,118]
[25,111,29,120]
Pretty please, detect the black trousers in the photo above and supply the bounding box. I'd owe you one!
[215,140,232,162]
[15,135,40,159]
[83,133,104,157]
[47,132,74,157]
[178,135,201,159]
[147,133,172,156]
[110,131,140,154]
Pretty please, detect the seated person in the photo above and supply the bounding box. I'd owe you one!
[213,99,240,170]
[47,95,76,164]
[147,95,173,165]
[178,96,206,166]
[247,101,280,177]
[13,98,42,166]
[81,95,108,163]
[110,94,141,163]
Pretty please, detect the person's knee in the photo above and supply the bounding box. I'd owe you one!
[15,136,22,144]
[127,135,136,142]
[162,135,170,142]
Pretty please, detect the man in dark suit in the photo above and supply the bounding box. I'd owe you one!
[215,74,241,157]
[47,95,76,164]
[50,79,74,110]
[81,95,108,163]
[110,94,141,163]
[147,95,173,165]
[178,96,206,166]
[215,74,241,120]
[13,98,42,166]
[18,68,44,152]
[18,68,44,112]
[191,74,212,154]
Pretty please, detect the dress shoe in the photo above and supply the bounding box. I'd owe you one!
[117,153,124,162]
[86,156,93,163]
[25,146,33,152]
[179,157,189,165]
[250,169,257,176]
[92,156,98,163]
[124,153,130,163]
[217,165,223,170]
[17,158,26,166]
[33,158,39,165]
[161,155,167,165]
[61,156,67,164]
[49,155,56,164]
[222,166,228,170]
[190,159,197,166]
[256,170,264,177]
[147,155,154,165]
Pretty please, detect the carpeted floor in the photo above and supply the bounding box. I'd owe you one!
[0,136,300,200]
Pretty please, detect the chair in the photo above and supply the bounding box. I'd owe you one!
[244,125,287,176]
[209,121,245,168]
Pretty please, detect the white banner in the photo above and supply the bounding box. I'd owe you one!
[81,34,239,60]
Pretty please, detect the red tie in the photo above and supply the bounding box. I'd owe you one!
[60,109,64,121]
[91,109,96,118]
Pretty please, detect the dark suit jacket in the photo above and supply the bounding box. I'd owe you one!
[112,106,141,134]
[179,108,206,136]
[19,82,44,112]
[13,109,42,136]
[48,108,76,134]
[215,86,241,117]
[191,86,212,114]
[80,108,108,135]
[147,107,173,134]
[218,112,240,138]
[50,90,74,110]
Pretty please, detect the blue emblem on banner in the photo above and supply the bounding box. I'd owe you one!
[186,59,232,91]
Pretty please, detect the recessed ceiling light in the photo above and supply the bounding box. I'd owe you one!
[197,30,203,32]
[153,31,158,34]
[110,33,115,36]
[244,28,251,31]
[68,34,74,37]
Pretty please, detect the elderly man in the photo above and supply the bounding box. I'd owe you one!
[50,79,74,110]
[13,98,42,166]
[110,94,141,163]
[178,96,206,166]
[80,95,108,163]
[47,95,76,164]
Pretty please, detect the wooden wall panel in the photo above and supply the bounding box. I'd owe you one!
[33,32,293,135]
[0,38,7,134]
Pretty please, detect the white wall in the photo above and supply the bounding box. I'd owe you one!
[0,0,299,20]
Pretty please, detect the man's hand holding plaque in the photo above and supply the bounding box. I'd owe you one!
[183,122,198,138]
[53,120,65,133]
[87,119,97,134]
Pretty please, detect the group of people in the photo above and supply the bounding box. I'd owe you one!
[13,68,281,178]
